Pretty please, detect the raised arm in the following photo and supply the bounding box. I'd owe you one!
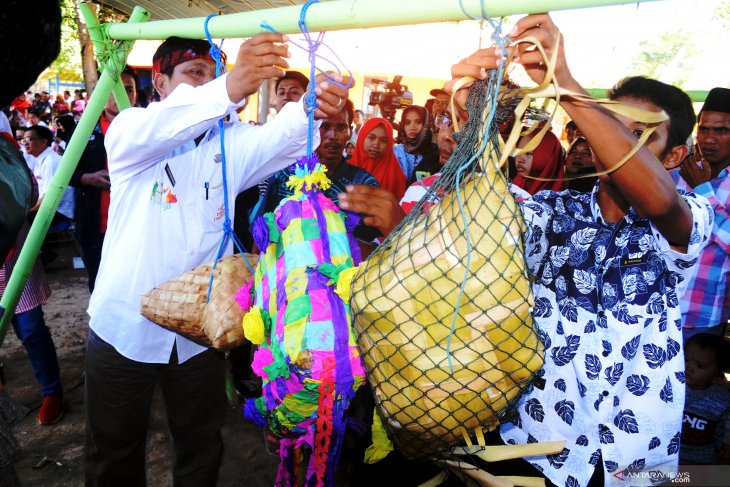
[508,14,693,245]
[105,75,244,181]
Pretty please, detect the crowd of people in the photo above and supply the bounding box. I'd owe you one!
[2,4,730,487]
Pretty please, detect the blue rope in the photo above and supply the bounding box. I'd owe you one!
[203,14,255,303]
[298,0,321,157]
[260,0,354,156]
[458,0,490,21]
[445,13,509,372]
[261,21,354,93]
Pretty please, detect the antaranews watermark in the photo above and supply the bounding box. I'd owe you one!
[611,466,730,486]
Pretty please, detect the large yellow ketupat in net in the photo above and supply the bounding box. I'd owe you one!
[350,70,544,460]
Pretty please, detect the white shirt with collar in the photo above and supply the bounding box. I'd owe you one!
[35,146,75,220]
[0,111,11,135]
[88,74,319,364]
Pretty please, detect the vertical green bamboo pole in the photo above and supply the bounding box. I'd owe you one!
[0,5,149,344]
[83,3,133,111]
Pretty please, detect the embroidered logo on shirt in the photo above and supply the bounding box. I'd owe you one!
[150,181,178,210]
[213,204,225,222]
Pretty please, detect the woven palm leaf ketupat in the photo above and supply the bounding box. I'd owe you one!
[350,73,544,459]
[140,253,258,350]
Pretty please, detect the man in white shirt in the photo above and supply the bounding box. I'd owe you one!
[24,107,49,128]
[22,125,74,223]
[84,34,350,486]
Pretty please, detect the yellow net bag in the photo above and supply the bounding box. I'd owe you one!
[350,73,544,459]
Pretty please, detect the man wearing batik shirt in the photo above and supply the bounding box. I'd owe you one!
[342,16,714,487]
[482,43,711,487]
[671,87,730,339]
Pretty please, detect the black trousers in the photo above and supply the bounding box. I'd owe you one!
[84,330,227,487]
[78,231,104,293]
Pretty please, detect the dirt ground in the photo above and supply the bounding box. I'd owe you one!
[3,249,280,486]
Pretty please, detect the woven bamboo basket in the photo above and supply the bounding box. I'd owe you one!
[140,253,258,350]
[351,168,544,458]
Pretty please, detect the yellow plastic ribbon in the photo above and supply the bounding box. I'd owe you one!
[448,32,670,184]
[364,409,394,464]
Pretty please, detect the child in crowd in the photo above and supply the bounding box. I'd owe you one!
[680,333,730,465]
[564,136,598,192]
[344,141,355,160]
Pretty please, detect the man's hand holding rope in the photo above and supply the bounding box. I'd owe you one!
[313,72,353,121]
[225,33,351,120]
[226,33,290,104]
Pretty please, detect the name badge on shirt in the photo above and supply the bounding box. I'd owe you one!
[621,257,646,266]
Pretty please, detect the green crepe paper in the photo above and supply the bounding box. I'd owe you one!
[261,308,272,335]
[284,295,312,324]
[263,342,291,381]
[317,262,352,286]
[265,213,280,243]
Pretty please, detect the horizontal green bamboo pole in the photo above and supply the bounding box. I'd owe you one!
[0,6,149,344]
[106,0,660,40]
[587,88,709,103]
[83,2,133,111]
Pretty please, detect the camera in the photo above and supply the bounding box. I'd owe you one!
[368,75,413,123]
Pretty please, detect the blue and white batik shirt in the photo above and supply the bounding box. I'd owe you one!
[500,184,713,487]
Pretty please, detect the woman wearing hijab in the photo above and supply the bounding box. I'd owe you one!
[52,114,76,154]
[349,117,408,201]
[512,129,566,194]
[393,105,441,186]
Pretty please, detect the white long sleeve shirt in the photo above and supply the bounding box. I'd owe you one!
[35,146,75,220]
[88,74,319,364]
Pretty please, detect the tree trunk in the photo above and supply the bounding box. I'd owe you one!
[75,0,98,94]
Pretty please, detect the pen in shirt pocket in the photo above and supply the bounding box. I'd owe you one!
[164,163,176,187]
[204,182,209,200]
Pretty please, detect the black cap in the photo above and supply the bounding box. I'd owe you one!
[275,71,310,92]
[702,87,730,114]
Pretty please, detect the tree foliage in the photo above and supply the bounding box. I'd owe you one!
[628,31,695,88]
[41,0,128,90]
[715,1,730,28]
[45,0,84,83]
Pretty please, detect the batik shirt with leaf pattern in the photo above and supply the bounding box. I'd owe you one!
[500,185,713,487]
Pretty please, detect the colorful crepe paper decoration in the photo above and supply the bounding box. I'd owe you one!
[239,155,365,486]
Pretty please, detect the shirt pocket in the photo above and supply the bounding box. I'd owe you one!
[199,170,229,235]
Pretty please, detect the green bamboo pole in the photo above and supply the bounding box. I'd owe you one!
[105,0,660,40]
[0,5,149,344]
[83,2,133,111]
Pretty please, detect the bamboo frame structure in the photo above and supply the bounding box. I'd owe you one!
[103,0,660,40]
[0,5,148,338]
[0,0,676,338]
